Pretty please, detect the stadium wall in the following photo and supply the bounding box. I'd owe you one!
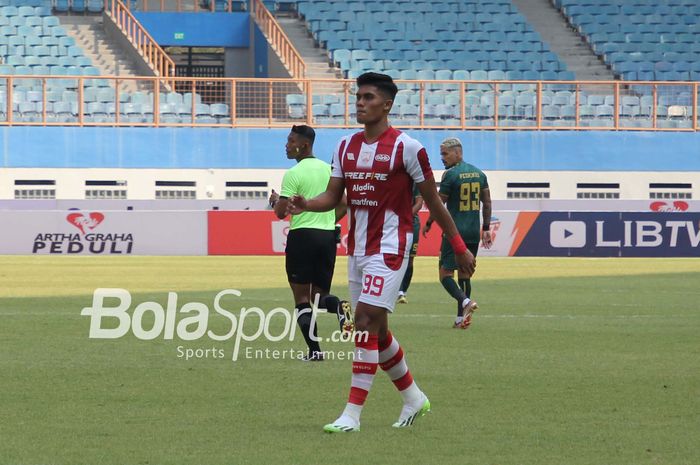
[128,13,287,78]
[2,167,697,201]
[133,13,250,47]
[1,128,699,200]
[2,127,699,172]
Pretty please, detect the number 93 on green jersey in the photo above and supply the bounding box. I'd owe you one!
[438,161,488,243]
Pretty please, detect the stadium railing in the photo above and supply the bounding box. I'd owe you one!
[0,76,697,131]
[106,0,176,81]
[250,0,306,79]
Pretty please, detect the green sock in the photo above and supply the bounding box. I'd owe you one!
[458,278,471,298]
[441,276,466,317]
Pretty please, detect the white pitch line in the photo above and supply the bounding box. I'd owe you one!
[0,312,695,320]
[394,313,692,319]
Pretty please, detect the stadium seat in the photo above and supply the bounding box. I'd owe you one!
[86,0,103,13]
[317,0,569,80]
[559,0,700,81]
[70,0,86,12]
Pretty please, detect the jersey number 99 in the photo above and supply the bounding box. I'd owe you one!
[362,275,385,296]
[459,182,480,211]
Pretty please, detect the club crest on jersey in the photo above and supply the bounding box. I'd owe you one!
[374,153,391,162]
[357,148,375,169]
[346,152,355,160]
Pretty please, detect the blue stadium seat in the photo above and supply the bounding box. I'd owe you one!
[560,0,700,81]
[310,1,569,79]
[53,0,70,13]
[71,0,86,12]
[452,70,469,81]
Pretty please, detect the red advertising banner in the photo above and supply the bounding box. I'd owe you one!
[207,211,446,256]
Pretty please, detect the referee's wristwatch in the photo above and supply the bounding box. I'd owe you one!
[335,224,342,244]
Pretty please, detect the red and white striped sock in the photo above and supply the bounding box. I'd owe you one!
[378,331,424,406]
[336,334,379,426]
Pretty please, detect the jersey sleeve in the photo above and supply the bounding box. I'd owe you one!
[403,138,434,183]
[330,137,346,179]
[481,170,489,189]
[279,169,298,198]
[439,169,453,196]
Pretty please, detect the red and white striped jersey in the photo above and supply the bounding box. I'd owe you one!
[331,127,433,257]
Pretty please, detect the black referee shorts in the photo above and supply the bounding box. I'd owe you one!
[285,228,337,291]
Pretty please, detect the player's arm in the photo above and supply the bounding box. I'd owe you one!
[269,189,286,219]
[335,193,348,222]
[412,193,424,216]
[275,170,298,219]
[417,178,476,276]
[288,177,345,214]
[480,186,493,249]
[421,190,448,237]
[273,196,289,219]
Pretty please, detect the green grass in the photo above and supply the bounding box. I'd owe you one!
[1,256,699,465]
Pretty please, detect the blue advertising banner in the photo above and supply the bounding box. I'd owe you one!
[514,212,700,257]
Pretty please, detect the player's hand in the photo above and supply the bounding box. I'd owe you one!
[482,230,493,249]
[268,189,279,207]
[421,222,431,238]
[456,250,476,277]
[286,195,307,215]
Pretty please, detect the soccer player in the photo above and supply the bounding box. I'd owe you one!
[422,137,492,329]
[396,185,423,304]
[269,125,351,362]
[287,73,476,432]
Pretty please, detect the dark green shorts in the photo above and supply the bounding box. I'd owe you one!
[439,236,479,271]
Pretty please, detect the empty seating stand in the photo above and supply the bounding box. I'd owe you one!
[297,0,572,82]
[556,0,700,81]
[0,0,228,125]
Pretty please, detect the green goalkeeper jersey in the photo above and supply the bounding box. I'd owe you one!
[439,161,488,243]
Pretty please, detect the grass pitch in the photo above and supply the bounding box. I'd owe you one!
[1,256,699,465]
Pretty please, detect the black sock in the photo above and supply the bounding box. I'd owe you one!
[399,263,414,293]
[295,303,321,354]
[318,294,340,316]
[458,278,471,298]
[441,276,467,317]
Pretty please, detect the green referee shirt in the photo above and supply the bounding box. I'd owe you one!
[280,157,336,231]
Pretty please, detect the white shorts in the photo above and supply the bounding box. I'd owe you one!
[348,253,409,312]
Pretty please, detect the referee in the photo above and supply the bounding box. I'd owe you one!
[269,125,349,361]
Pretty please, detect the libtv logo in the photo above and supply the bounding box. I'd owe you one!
[549,221,587,248]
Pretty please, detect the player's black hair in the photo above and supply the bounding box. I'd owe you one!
[356,72,399,101]
[291,124,316,145]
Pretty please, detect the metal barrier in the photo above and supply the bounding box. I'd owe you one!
[0,76,697,130]
[250,0,306,79]
[106,0,176,79]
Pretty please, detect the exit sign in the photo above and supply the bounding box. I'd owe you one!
[174,32,184,40]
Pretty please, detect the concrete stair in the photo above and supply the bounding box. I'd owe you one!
[59,16,144,93]
[511,0,616,81]
[275,15,345,94]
